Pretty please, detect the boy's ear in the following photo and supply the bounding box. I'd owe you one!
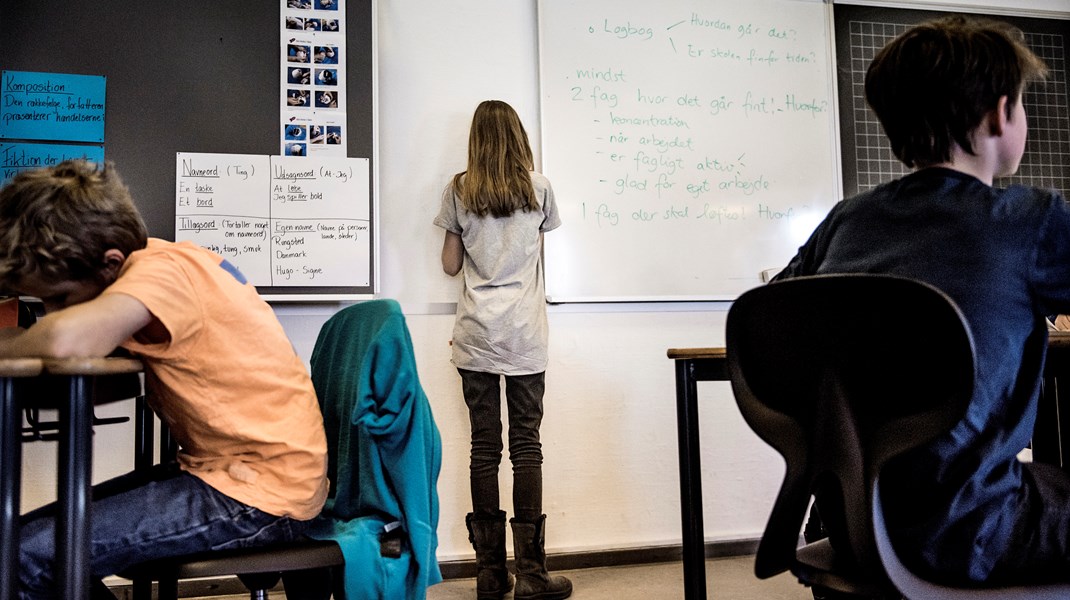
[100,249,127,283]
[987,95,1010,136]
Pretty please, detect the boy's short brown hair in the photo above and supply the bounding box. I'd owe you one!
[0,160,148,288]
[865,16,1048,169]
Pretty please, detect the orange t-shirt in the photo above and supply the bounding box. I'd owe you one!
[0,298,17,328]
[102,239,328,520]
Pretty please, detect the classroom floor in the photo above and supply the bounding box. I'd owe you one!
[186,555,814,600]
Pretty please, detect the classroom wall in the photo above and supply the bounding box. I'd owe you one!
[328,0,1070,561]
[19,0,1070,565]
[295,0,787,561]
[275,0,790,561]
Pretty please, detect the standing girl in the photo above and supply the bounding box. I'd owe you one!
[434,100,571,600]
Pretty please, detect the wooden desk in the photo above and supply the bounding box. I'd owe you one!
[1036,332,1070,470]
[667,347,726,600]
[668,331,1070,600]
[0,357,143,600]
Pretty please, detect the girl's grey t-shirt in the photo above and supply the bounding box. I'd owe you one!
[433,171,561,375]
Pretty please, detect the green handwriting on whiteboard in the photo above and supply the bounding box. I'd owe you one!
[541,0,839,300]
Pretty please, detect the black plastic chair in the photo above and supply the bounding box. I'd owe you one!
[121,413,343,600]
[726,273,1070,599]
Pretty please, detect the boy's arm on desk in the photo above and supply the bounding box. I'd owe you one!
[0,293,151,359]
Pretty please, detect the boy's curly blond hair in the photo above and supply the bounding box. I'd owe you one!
[0,160,148,290]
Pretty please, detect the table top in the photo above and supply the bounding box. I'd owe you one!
[42,357,143,376]
[0,356,143,378]
[0,358,44,377]
[0,356,143,413]
[667,347,726,361]
[1050,330,1070,348]
[668,331,1070,361]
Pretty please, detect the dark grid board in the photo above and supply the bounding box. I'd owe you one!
[0,1,377,298]
[834,6,1070,199]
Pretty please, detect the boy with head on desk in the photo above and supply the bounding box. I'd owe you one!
[773,15,1070,590]
[0,160,328,599]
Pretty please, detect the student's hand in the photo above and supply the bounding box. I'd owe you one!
[1055,315,1070,331]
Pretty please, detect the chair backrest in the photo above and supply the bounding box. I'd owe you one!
[310,297,441,516]
[726,274,975,582]
[310,298,409,511]
[308,298,443,596]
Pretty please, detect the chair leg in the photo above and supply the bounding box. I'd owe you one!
[281,567,335,600]
[237,572,282,600]
[158,577,179,600]
[131,577,152,600]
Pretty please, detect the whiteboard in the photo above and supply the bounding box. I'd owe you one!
[538,0,840,301]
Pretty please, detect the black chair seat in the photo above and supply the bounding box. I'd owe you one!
[120,538,343,600]
[793,539,897,598]
[121,538,342,581]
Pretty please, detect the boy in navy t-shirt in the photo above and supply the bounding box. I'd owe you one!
[776,15,1070,587]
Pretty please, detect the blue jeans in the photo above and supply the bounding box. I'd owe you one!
[458,369,544,521]
[19,463,307,600]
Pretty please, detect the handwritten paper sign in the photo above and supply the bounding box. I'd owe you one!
[0,71,106,143]
[0,142,104,186]
[175,152,371,288]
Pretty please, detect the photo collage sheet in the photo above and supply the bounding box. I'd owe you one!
[282,0,346,156]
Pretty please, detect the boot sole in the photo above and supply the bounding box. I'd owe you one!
[514,585,573,600]
[477,587,514,599]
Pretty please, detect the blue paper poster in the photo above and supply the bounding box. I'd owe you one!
[0,142,104,186]
[1,71,106,143]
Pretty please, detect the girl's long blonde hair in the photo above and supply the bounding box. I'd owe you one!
[451,100,538,218]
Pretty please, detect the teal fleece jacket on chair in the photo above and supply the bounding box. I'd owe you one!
[305,299,443,599]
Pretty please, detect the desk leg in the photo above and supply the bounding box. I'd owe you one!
[58,375,93,598]
[675,360,707,600]
[1055,375,1070,472]
[132,396,153,600]
[1034,375,1062,468]
[134,395,154,472]
[1,378,21,600]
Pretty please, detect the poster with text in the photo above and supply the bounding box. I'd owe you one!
[1,142,104,186]
[175,152,370,288]
[1,71,105,142]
